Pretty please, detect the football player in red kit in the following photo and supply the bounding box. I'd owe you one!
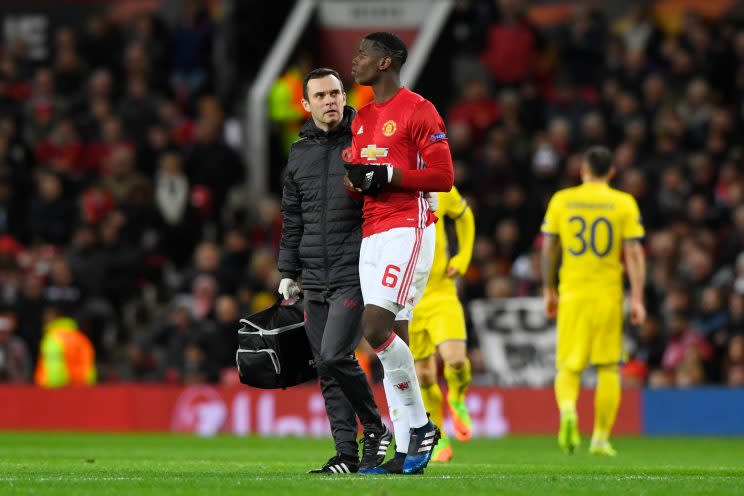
[344,32,454,475]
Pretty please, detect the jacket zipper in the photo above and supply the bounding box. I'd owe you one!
[321,142,330,292]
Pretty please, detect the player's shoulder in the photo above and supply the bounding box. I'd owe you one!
[351,103,374,136]
[399,87,436,113]
[400,86,427,104]
[549,186,577,203]
[354,101,375,119]
[607,186,639,207]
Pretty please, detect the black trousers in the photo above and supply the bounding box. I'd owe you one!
[304,286,383,458]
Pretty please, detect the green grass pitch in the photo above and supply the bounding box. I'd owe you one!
[1,433,743,495]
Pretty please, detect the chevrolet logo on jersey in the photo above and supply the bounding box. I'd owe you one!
[360,144,389,161]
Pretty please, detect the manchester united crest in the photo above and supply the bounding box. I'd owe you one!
[382,120,397,137]
[342,147,353,162]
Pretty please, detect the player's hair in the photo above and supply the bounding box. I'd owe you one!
[364,32,408,69]
[585,146,613,177]
[302,67,344,100]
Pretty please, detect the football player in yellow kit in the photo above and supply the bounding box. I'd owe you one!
[541,146,646,456]
[410,185,475,462]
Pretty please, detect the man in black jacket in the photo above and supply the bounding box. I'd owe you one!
[277,68,391,474]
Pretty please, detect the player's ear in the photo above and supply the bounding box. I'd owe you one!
[340,91,347,106]
[378,56,392,72]
[607,166,616,181]
[301,98,311,113]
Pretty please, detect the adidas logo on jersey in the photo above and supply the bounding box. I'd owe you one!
[357,126,364,135]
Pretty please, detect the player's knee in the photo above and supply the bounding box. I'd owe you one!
[362,328,388,350]
[391,320,410,345]
[445,357,466,370]
[439,344,467,367]
[416,366,436,386]
[361,307,395,349]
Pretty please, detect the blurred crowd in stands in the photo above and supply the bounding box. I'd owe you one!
[437,0,744,388]
[1,0,744,388]
[0,1,272,385]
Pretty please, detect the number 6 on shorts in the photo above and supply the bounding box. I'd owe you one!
[382,264,400,288]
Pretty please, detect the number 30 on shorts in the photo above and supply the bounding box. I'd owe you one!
[382,264,400,288]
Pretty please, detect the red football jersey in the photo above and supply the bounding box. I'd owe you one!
[349,87,449,237]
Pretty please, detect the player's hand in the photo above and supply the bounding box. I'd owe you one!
[344,163,392,196]
[446,254,466,277]
[278,278,300,300]
[543,287,558,318]
[630,298,646,326]
[426,192,439,212]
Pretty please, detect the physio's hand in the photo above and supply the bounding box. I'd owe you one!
[344,163,392,196]
[426,192,439,212]
[343,173,359,192]
[278,278,300,300]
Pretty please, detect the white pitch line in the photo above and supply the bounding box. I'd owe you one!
[242,473,744,482]
[0,476,145,482]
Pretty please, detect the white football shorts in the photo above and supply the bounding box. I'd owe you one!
[359,224,435,321]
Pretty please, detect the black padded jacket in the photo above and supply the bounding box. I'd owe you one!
[277,106,363,290]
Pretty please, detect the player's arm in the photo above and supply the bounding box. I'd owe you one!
[541,234,561,318]
[624,240,646,325]
[345,101,453,194]
[345,142,453,194]
[540,193,562,318]
[390,141,453,192]
[393,101,453,192]
[447,197,475,277]
[622,197,647,325]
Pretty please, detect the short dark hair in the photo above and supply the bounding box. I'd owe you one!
[364,32,408,68]
[302,67,343,100]
[585,146,613,177]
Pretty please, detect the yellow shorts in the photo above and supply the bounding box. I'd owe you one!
[409,293,466,361]
[556,295,623,371]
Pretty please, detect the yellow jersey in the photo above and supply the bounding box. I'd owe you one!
[541,182,644,299]
[421,186,474,299]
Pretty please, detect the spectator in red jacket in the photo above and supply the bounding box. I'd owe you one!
[480,0,540,86]
[35,119,84,176]
[448,77,501,144]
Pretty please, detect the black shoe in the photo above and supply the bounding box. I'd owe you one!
[307,455,359,474]
[359,451,406,475]
[359,425,393,470]
[402,420,441,474]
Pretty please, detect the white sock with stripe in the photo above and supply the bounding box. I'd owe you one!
[376,334,429,430]
[383,376,410,453]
